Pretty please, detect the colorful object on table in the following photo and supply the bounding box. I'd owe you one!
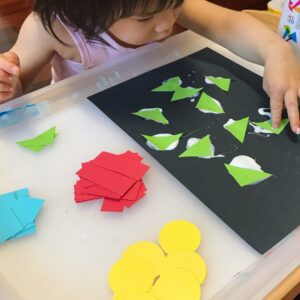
[74,151,149,212]
[205,76,231,92]
[0,102,48,129]
[152,76,202,101]
[179,135,214,158]
[142,133,183,151]
[152,77,182,92]
[282,25,297,42]
[196,92,225,114]
[225,155,272,187]
[132,108,169,125]
[108,220,206,300]
[171,86,202,102]
[223,117,249,143]
[253,119,289,135]
[16,126,57,152]
[0,188,45,244]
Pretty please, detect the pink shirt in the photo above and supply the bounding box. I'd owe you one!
[51,18,154,83]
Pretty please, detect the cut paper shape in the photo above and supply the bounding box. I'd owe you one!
[196,92,225,114]
[74,151,149,212]
[253,119,289,135]
[0,189,45,244]
[142,133,183,151]
[179,135,214,158]
[152,77,182,92]
[0,101,48,129]
[224,117,249,143]
[109,256,156,296]
[108,220,207,300]
[162,250,207,285]
[132,108,169,125]
[225,155,272,187]
[171,86,202,102]
[17,126,57,152]
[205,76,231,92]
[159,220,201,254]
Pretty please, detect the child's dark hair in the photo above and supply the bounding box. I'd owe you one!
[33,0,184,45]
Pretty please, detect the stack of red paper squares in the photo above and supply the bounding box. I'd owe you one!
[74,151,150,212]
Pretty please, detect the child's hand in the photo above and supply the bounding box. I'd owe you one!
[263,44,300,134]
[0,51,20,103]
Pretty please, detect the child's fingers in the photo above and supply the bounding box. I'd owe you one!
[270,93,284,129]
[0,69,14,84]
[3,51,20,67]
[285,89,300,134]
[0,55,19,76]
[0,82,13,93]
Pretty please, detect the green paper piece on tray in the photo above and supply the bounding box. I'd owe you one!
[17,126,57,152]
[224,117,249,143]
[132,108,169,125]
[253,119,289,134]
[152,77,182,92]
[225,164,272,187]
[196,92,225,114]
[142,133,183,151]
[171,86,202,102]
[206,76,231,92]
[179,135,213,158]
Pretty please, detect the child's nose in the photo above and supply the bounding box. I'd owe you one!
[154,10,176,33]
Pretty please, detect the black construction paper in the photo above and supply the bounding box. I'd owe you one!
[88,48,300,253]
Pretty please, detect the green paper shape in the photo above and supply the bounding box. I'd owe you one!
[132,108,169,125]
[206,76,231,92]
[17,126,57,152]
[142,133,183,151]
[179,135,213,158]
[225,164,272,187]
[171,86,202,101]
[196,92,225,114]
[253,119,289,134]
[152,77,182,92]
[224,117,249,143]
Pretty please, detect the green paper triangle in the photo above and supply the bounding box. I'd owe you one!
[206,76,231,92]
[224,117,249,143]
[17,126,57,152]
[253,119,289,134]
[152,77,182,92]
[132,108,169,125]
[171,86,202,101]
[179,135,213,158]
[225,164,272,187]
[142,133,183,151]
[196,92,225,114]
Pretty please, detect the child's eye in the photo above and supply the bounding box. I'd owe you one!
[136,16,153,22]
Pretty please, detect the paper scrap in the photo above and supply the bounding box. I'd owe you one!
[74,151,149,212]
[142,133,183,151]
[224,117,249,143]
[253,119,289,135]
[196,92,225,114]
[0,189,45,244]
[132,108,169,125]
[225,155,272,187]
[205,76,231,92]
[171,87,202,102]
[17,126,57,152]
[152,77,182,92]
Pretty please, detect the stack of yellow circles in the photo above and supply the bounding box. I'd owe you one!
[108,220,207,300]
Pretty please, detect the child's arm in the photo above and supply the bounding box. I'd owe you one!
[0,13,57,103]
[178,0,300,134]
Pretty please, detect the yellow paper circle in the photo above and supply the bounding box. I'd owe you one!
[122,241,165,275]
[160,268,201,300]
[151,277,194,300]
[163,251,206,284]
[159,220,201,254]
[109,255,156,296]
[125,293,158,300]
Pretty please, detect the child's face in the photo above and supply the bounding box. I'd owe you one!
[108,6,182,47]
